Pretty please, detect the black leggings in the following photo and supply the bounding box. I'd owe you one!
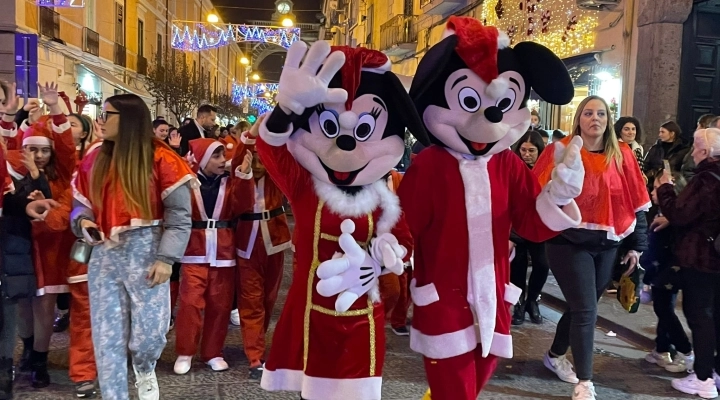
[652,286,691,354]
[56,292,70,311]
[510,240,550,302]
[547,241,618,381]
[682,268,720,381]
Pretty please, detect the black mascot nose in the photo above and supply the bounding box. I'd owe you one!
[336,135,357,152]
[484,106,504,123]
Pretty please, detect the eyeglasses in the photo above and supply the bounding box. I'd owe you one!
[98,111,120,122]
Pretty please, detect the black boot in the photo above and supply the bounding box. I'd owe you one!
[512,298,525,326]
[526,295,543,324]
[30,351,49,389]
[19,337,33,372]
[0,357,12,400]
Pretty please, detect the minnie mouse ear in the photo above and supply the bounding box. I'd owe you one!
[513,42,574,105]
[409,35,458,102]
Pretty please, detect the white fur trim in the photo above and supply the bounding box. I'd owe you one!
[199,142,223,170]
[259,177,292,255]
[361,59,391,74]
[488,332,513,359]
[536,188,582,232]
[441,28,456,40]
[504,283,522,304]
[410,325,477,359]
[7,162,24,181]
[635,201,652,213]
[52,120,71,134]
[457,155,497,358]
[261,368,382,400]
[36,285,70,296]
[509,246,516,262]
[67,274,88,284]
[181,255,236,267]
[161,174,198,200]
[497,31,510,49]
[235,169,253,180]
[312,178,401,235]
[226,143,234,150]
[241,132,256,145]
[260,112,293,146]
[485,77,510,99]
[409,278,440,306]
[23,136,52,146]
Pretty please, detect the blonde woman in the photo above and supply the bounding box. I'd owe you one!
[533,96,651,400]
[71,94,195,400]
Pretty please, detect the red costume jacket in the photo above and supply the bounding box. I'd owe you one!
[397,145,580,361]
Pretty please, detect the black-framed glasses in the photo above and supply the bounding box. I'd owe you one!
[99,111,120,122]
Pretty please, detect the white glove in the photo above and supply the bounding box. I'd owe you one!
[547,136,585,206]
[369,233,407,275]
[275,41,348,115]
[316,220,381,312]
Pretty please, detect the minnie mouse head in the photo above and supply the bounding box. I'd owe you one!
[410,16,574,156]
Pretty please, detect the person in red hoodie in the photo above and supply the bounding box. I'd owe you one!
[173,138,254,375]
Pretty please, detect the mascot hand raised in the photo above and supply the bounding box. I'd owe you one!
[317,220,381,312]
[275,41,348,115]
[369,232,407,275]
[547,135,584,206]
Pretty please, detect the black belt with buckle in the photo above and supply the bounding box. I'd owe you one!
[239,206,285,221]
[191,219,236,229]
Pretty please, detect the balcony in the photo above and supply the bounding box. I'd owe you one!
[379,15,418,56]
[83,28,99,56]
[137,55,148,75]
[114,43,126,67]
[39,7,60,40]
[420,0,462,15]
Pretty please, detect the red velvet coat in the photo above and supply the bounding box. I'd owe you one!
[397,145,580,361]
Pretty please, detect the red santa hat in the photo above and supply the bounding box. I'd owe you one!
[187,138,224,171]
[22,115,54,147]
[329,46,391,111]
[443,16,511,99]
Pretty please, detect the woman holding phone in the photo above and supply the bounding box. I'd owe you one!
[71,94,195,400]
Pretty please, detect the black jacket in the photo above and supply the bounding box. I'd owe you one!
[177,121,205,157]
[643,139,690,191]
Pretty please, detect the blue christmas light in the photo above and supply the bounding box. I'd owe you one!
[36,0,84,6]
[171,22,301,52]
[231,82,279,115]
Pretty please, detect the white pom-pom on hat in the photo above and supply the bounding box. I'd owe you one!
[497,31,510,49]
[486,77,510,99]
[227,143,234,150]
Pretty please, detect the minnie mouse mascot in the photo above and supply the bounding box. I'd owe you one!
[397,17,585,400]
[252,40,427,400]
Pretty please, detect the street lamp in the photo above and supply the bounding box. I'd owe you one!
[207,13,219,23]
[252,73,260,81]
[281,18,294,27]
[240,57,249,65]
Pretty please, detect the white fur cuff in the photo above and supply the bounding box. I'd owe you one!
[259,116,293,147]
[536,188,582,232]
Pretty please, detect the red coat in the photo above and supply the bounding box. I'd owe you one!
[397,145,581,361]
[181,171,254,267]
[256,133,413,398]
[231,133,291,259]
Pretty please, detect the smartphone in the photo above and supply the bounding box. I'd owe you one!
[663,160,671,173]
[85,227,102,243]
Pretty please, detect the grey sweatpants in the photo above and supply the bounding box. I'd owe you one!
[88,227,170,400]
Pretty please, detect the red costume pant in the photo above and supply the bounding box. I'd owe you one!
[68,282,97,383]
[237,235,284,367]
[424,347,497,400]
[175,264,235,361]
[379,268,412,328]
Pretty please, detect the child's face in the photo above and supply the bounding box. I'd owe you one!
[203,148,227,177]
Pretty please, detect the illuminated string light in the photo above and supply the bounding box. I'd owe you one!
[36,0,84,6]
[481,0,598,58]
[231,82,279,115]
[171,22,301,52]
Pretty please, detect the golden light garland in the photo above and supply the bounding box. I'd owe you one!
[480,0,599,58]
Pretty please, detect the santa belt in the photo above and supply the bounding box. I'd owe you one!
[191,219,237,229]
[239,206,285,221]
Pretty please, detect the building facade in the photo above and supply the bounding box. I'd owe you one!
[1,0,246,124]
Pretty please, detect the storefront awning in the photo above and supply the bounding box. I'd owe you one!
[78,63,154,102]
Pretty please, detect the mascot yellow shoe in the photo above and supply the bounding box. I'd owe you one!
[422,389,431,400]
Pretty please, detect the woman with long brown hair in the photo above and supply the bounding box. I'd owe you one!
[71,94,195,400]
[533,96,650,400]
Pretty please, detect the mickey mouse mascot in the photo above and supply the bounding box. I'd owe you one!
[397,16,585,400]
[253,40,427,400]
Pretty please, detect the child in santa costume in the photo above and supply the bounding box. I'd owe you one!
[255,41,427,400]
[398,17,585,400]
[173,138,254,375]
[231,129,292,380]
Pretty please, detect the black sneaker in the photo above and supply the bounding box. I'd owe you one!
[526,297,543,324]
[53,312,70,333]
[512,300,525,326]
[392,326,410,336]
[249,365,264,380]
[75,380,97,398]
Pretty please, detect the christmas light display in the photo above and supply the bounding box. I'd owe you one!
[35,0,84,6]
[171,22,301,52]
[231,82,280,115]
[481,0,598,58]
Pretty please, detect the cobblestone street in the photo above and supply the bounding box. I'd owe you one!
[12,249,694,399]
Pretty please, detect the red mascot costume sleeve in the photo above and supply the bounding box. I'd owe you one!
[398,16,585,400]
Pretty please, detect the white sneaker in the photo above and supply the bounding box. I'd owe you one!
[173,355,192,375]
[207,357,229,372]
[543,352,579,384]
[672,374,719,399]
[572,381,597,400]
[133,365,159,400]
[645,349,673,368]
[666,351,695,373]
[230,309,240,326]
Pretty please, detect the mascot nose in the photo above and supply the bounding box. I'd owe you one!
[336,135,357,152]
[484,106,504,123]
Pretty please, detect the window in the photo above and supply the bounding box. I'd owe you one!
[365,5,374,48]
[156,33,163,62]
[138,19,144,57]
[115,2,124,45]
[85,0,95,30]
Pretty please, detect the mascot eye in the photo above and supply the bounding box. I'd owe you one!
[319,110,340,138]
[354,113,377,141]
[458,87,481,112]
[496,89,517,113]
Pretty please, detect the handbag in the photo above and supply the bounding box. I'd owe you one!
[617,265,643,313]
[70,239,94,265]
